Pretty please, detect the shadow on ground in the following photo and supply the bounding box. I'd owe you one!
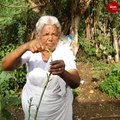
[73,99,120,120]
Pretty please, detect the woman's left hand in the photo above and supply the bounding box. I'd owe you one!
[49,60,65,75]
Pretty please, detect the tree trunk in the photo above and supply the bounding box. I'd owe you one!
[70,0,92,55]
[27,0,50,16]
[85,16,92,40]
[70,15,80,55]
[113,28,119,62]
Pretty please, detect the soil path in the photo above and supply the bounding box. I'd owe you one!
[73,62,120,120]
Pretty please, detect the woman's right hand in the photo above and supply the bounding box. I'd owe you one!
[25,39,45,53]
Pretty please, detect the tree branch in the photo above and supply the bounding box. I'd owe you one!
[0,3,29,8]
[27,0,40,13]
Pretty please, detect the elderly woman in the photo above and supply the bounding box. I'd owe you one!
[2,15,80,120]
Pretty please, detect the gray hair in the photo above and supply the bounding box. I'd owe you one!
[36,15,61,34]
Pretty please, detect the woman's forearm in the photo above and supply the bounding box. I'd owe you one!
[1,43,28,71]
[59,69,80,89]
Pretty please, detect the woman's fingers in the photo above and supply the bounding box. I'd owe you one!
[49,60,65,75]
[26,39,45,52]
[50,67,65,75]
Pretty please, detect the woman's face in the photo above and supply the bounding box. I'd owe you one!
[38,24,60,52]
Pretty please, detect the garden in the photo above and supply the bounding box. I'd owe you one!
[0,0,120,120]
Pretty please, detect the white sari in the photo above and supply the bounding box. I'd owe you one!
[21,42,76,120]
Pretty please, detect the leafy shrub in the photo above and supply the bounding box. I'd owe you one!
[0,96,21,120]
[77,37,97,63]
[77,33,116,63]
[73,87,80,98]
[0,68,26,97]
[0,0,39,98]
[0,43,26,96]
[98,64,120,98]
[0,1,39,119]
[78,38,96,57]
[92,61,111,79]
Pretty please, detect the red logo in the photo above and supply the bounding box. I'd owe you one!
[107,1,119,13]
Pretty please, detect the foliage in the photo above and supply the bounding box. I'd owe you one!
[0,0,29,26]
[77,37,97,63]
[73,87,80,98]
[98,64,120,98]
[96,33,116,59]
[0,68,26,97]
[0,43,26,96]
[77,35,116,63]
[77,0,119,63]
[0,1,120,119]
[92,61,110,79]
[0,46,26,119]
[80,38,96,56]
[0,1,35,118]
[0,0,39,45]
[0,0,39,96]
[0,96,21,120]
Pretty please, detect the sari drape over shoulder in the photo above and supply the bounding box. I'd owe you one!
[21,42,76,120]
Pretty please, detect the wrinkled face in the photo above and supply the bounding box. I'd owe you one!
[37,24,60,52]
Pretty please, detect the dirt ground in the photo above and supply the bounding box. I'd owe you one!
[73,62,120,120]
[7,62,120,120]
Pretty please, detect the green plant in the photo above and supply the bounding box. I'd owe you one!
[92,61,110,79]
[0,66,26,96]
[78,38,96,57]
[0,66,22,120]
[0,96,21,120]
[73,87,80,98]
[77,26,116,63]
[77,37,97,63]
[96,33,116,59]
[0,1,38,119]
[27,48,52,120]
[0,44,26,120]
[98,64,120,98]
[34,48,52,120]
